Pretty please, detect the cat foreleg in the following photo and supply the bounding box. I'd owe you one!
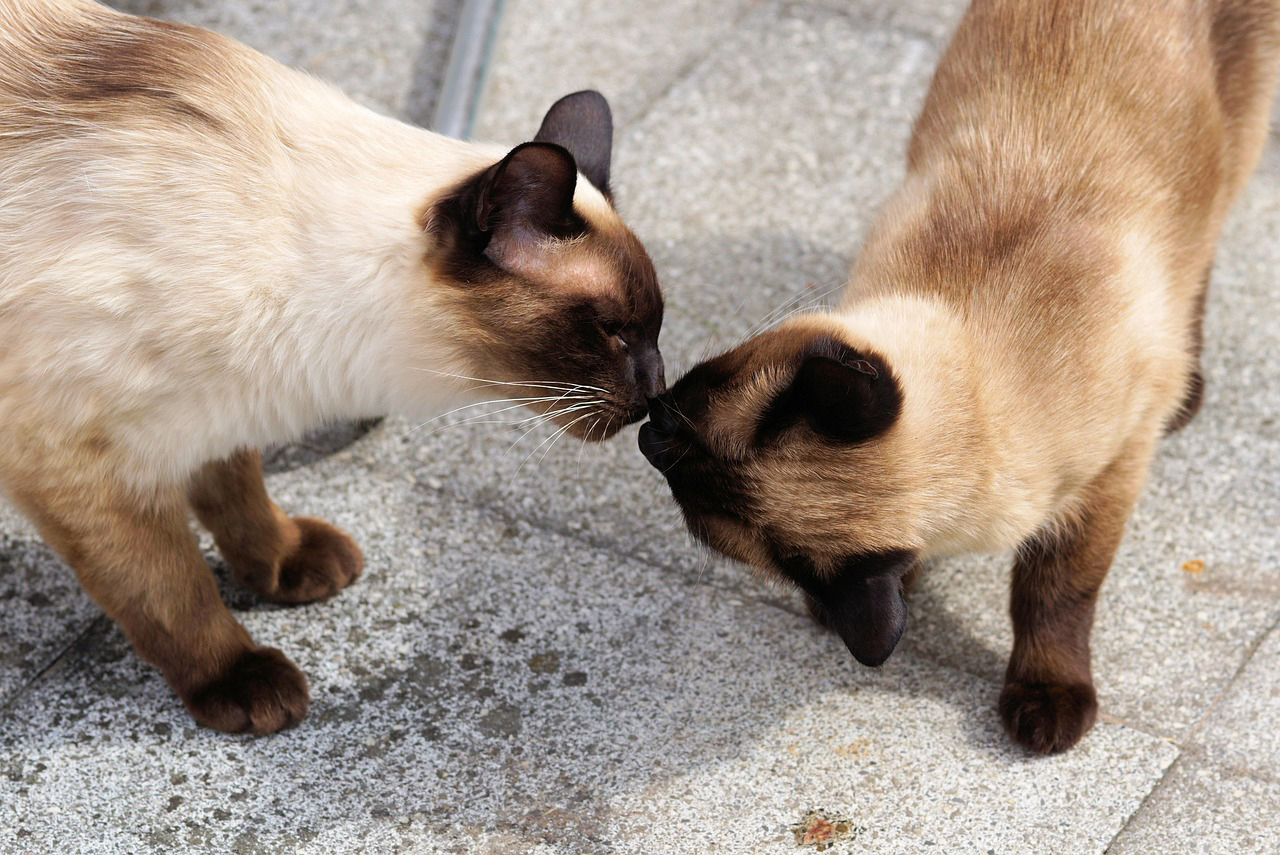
[188,449,362,604]
[1000,439,1153,754]
[13,480,309,734]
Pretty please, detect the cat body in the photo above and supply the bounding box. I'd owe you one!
[641,0,1279,753]
[1,0,663,732]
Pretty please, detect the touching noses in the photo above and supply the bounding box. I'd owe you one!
[638,391,680,469]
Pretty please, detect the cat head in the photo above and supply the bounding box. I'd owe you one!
[639,316,921,667]
[426,91,664,441]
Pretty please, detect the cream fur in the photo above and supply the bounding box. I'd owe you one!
[0,0,613,494]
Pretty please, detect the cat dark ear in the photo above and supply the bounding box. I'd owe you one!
[533,90,613,196]
[468,141,581,267]
[760,337,902,443]
[803,550,916,667]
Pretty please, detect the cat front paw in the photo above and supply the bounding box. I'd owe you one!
[998,679,1097,754]
[181,647,309,734]
[267,516,363,604]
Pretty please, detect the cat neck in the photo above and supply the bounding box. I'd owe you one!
[830,294,1060,556]
[259,97,509,422]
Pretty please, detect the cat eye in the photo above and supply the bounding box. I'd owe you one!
[597,318,625,339]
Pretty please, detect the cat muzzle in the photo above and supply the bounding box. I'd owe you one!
[638,393,680,469]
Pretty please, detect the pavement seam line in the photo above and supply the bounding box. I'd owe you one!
[1102,751,1187,855]
[0,615,106,714]
[617,0,771,131]
[1183,607,1280,743]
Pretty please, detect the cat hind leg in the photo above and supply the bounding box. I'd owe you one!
[1166,266,1210,434]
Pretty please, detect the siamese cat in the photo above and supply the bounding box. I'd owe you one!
[0,0,663,734]
[641,0,1279,754]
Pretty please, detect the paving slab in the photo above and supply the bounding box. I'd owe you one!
[0,506,99,710]
[1192,621,1280,781]
[0,428,1176,854]
[1107,755,1280,855]
[473,0,765,139]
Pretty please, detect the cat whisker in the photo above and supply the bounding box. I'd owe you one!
[412,393,606,442]
[743,275,849,339]
[744,274,848,335]
[509,409,598,486]
[536,412,596,466]
[498,401,601,459]
[577,415,602,474]
[409,367,611,396]
[400,394,596,439]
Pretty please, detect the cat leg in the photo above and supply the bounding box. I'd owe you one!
[188,449,362,604]
[14,482,308,734]
[1166,265,1210,434]
[999,443,1151,754]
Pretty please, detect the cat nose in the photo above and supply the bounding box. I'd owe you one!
[638,421,674,468]
[645,392,679,433]
[631,344,666,400]
[638,393,680,469]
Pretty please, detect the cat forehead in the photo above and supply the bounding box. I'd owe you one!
[521,194,661,304]
[675,320,837,409]
[506,233,621,295]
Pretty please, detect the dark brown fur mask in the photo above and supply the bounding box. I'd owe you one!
[640,318,918,667]
[428,91,664,440]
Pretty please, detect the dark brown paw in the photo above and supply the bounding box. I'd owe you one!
[999,680,1097,754]
[267,516,363,604]
[182,647,309,735]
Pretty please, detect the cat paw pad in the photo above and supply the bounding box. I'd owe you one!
[182,647,309,734]
[998,680,1097,754]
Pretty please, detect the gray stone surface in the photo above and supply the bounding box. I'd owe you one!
[0,514,99,710]
[474,0,765,139]
[3,0,1279,852]
[1108,755,1280,855]
[0,430,1176,853]
[1193,621,1280,780]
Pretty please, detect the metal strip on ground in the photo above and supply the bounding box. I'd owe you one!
[432,0,505,138]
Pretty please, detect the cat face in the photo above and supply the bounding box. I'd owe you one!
[427,92,664,441]
[639,317,918,667]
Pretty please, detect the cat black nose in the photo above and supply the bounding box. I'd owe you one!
[639,393,680,469]
[646,392,679,433]
[638,422,673,468]
[631,343,666,401]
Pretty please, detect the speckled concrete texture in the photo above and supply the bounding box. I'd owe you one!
[0,433,1178,853]
[1107,756,1280,855]
[2,0,1279,852]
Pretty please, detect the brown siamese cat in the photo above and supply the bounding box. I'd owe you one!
[641,0,1279,754]
[1,0,663,734]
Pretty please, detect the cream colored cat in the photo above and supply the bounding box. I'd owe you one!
[641,0,1278,753]
[1,0,664,733]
